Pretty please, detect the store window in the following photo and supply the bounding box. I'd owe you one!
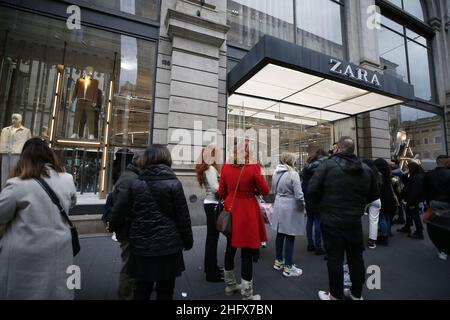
[227,0,345,58]
[227,0,295,47]
[79,0,160,21]
[386,0,426,22]
[295,0,345,58]
[378,15,434,101]
[0,8,156,195]
[388,105,446,170]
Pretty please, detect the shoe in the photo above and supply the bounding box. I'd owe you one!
[368,239,377,249]
[318,291,337,301]
[344,272,352,287]
[408,232,424,240]
[344,288,363,300]
[111,232,117,242]
[282,265,303,277]
[241,279,261,300]
[315,248,326,255]
[206,273,224,283]
[70,133,79,139]
[273,259,284,271]
[438,251,448,261]
[88,134,95,140]
[261,242,267,248]
[307,244,316,252]
[398,226,411,234]
[224,269,242,296]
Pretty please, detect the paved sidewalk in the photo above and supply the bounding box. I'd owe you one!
[74,218,450,300]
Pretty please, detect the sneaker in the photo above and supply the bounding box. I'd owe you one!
[344,272,352,287]
[315,247,326,255]
[273,259,284,271]
[111,232,118,242]
[282,265,303,277]
[318,291,337,301]
[344,288,363,300]
[368,239,377,249]
[307,244,316,252]
[408,232,424,240]
[438,252,448,261]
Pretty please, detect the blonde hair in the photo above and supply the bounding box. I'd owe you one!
[280,153,296,170]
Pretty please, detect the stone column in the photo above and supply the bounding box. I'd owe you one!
[155,0,228,225]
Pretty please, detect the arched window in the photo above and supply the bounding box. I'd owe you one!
[386,0,426,22]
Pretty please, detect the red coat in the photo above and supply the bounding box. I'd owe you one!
[218,164,270,249]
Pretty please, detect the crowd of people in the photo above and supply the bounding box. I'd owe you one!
[0,136,449,300]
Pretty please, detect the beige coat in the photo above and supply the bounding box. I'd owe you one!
[0,168,77,300]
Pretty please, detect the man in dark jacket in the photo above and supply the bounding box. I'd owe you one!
[308,136,380,301]
[423,155,450,260]
[109,153,141,300]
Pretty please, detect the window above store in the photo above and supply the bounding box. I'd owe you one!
[385,0,426,22]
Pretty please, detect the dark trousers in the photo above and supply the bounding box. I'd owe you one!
[405,205,424,233]
[204,203,221,276]
[427,224,450,255]
[322,223,365,300]
[306,213,322,248]
[133,278,176,300]
[275,233,296,266]
[224,239,254,281]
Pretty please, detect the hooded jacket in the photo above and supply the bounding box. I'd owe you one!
[307,152,380,228]
[129,164,193,257]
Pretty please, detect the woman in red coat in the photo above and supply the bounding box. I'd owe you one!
[218,139,270,300]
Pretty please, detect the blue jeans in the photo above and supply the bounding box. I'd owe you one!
[306,213,322,248]
[379,214,391,237]
[276,233,296,266]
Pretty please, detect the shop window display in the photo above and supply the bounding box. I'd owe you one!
[0,8,156,197]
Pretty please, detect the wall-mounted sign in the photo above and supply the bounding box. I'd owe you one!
[329,59,381,88]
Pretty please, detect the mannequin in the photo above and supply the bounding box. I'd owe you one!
[71,66,101,140]
[0,114,32,188]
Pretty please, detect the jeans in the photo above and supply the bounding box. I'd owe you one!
[275,233,296,266]
[224,239,254,281]
[133,278,176,300]
[405,205,424,233]
[379,214,391,237]
[118,240,135,300]
[306,213,322,248]
[203,203,221,276]
[367,200,381,241]
[322,223,366,300]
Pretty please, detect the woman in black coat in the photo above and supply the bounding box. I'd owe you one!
[374,159,398,245]
[128,145,193,300]
[399,162,425,239]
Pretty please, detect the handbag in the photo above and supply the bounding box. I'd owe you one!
[216,166,245,235]
[34,177,81,256]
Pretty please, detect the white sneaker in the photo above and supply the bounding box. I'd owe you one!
[344,272,352,287]
[70,133,79,139]
[273,259,284,271]
[318,291,337,301]
[88,134,95,140]
[282,265,303,277]
[344,288,363,300]
[111,232,118,242]
[438,251,448,261]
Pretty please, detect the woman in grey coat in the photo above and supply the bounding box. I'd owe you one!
[271,153,305,278]
[0,138,77,300]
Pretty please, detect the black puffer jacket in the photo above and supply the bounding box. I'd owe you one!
[130,164,193,257]
[307,153,380,228]
[302,156,327,215]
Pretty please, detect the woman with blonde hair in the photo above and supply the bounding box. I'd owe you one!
[195,144,224,282]
[219,138,270,300]
[271,152,306,277]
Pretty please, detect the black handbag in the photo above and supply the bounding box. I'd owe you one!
[34,177,81,256]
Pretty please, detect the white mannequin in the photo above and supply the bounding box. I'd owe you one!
[0,114,32,188]
[0,114,31,154]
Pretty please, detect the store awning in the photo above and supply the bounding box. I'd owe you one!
[227,36,415,126]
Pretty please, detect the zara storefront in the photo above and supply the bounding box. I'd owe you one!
[0,0,449,228]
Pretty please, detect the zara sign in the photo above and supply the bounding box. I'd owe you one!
[329,58,381,88]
